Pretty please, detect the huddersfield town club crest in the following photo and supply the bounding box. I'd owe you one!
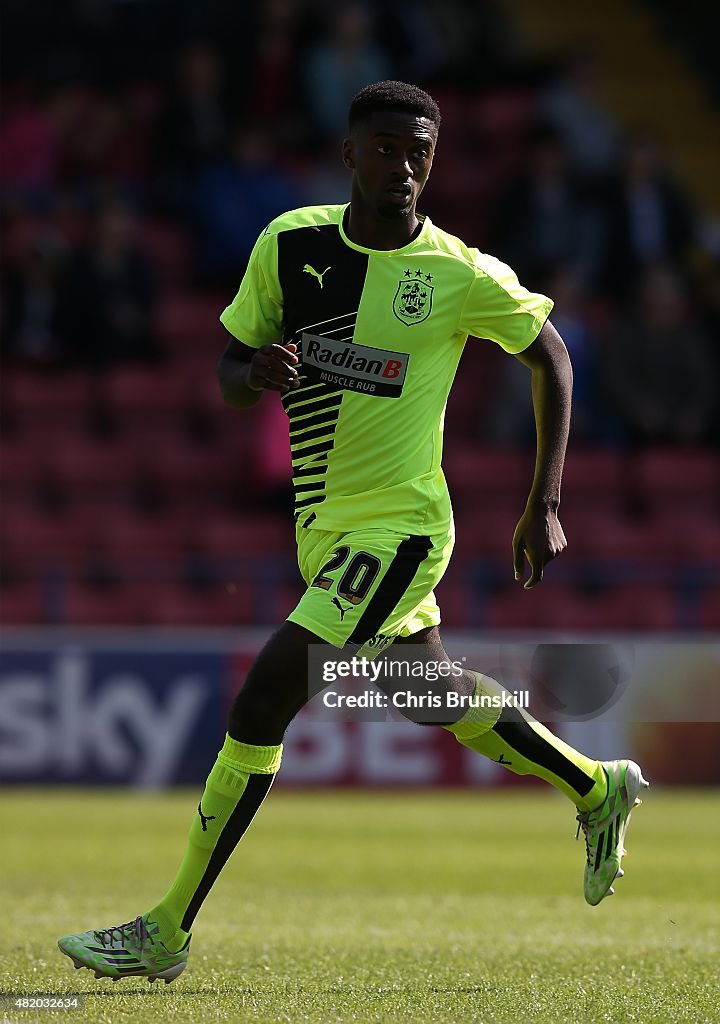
[393,269,434,325]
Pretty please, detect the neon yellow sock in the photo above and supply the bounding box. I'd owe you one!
[149,734,282,949]
[445,672,607,811]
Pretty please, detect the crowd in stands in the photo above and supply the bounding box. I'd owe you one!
[0,0,718,628]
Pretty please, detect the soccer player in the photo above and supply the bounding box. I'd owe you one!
[58,81,648,984]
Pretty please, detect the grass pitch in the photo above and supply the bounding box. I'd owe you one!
[1,788,718,1024]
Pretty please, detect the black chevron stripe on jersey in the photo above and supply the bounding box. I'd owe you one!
[276,223,369,519]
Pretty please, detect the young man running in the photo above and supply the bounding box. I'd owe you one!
[58,81,648,985]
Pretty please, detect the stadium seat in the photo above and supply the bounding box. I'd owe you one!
[454,505,520,558]
[697,589,720,630]
[106,367,191,418]
[145,434,245,500]
[89,510,190,561]
[198,513,295,560]
[634,448,720,516]
[52,436,143,487]
[2,509,90,565]
[443,446,532,499]
[0,581,45,624]
[141,222,193,285]
[435,579,473,628]
[0,435,54,486]
[147,581,255,626]
[2,370,95,425]
[156,291,228,357]
[562,450,626,495]
[62,581,149,625]
[485,583,677,631]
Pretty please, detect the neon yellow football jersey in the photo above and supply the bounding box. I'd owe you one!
[220,204,553,535]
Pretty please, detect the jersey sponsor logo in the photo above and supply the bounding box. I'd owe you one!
[301,332,408,398]
[303,264,331,288]
[393,269,434,326]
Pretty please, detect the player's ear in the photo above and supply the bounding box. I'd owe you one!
[342,137,355,170]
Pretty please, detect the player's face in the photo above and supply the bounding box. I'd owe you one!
[343,112,437,220]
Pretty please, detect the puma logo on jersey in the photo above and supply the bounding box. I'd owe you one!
[303,264,331,288]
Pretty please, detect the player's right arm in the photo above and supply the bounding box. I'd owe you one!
[216,226,299,409]
[217,339,299,408]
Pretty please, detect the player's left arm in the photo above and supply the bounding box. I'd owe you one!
[511,319,572,589]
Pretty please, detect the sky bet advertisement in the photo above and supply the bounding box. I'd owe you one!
[1,633,719,787]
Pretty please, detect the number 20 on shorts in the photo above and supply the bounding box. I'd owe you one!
[311,547,382,605]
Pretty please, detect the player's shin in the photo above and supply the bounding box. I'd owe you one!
[444,671,606,811]
[148,734,282,950]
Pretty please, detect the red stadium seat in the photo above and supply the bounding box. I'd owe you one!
[636,447,719,493]
[156,291,228,357]
[0,581,45,624]
[485,583,677,631]
[435,580,472,629]
[89,510,190,560]
[141,222,193,285]
[106,367,191,417]
[0,435,55,486]
[562,450,626,495]
[2,370,95,425]
[198,513,295,560]
[697,589,720,630]
[146,581,255,626]
[443,445,532,500]
[2,509,91,565]
[52,436,142,487]
[62,581,148,625]
[633,448,719,516]
[454,505,520,558]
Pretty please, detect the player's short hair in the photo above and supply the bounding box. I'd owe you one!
[348,80,441,132]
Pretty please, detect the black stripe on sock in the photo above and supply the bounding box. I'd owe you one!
[348,535,432,646]
[180,774,274,933]
[491,705,596,798]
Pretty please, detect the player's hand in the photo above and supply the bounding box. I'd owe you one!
[512,503,567,589]
[247,343,300,393]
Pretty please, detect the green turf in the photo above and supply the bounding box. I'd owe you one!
[1,788,718,1024]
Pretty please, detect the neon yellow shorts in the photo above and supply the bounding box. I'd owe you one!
[287,519,454,657]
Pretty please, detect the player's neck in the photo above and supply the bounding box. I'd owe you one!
[345,202,420,251]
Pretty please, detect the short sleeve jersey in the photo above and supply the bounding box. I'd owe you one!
[220,204,553,536]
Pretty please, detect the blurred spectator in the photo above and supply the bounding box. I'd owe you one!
[543,267,600,441]
[304,3,388,141]
[541,46,618,176]
[481,266,600,445]
[303,139,352,207]
[599,265,716,444]
[491,126,603,290]
[242,0,304,127]
[0,85,58,197]
[193,127,304,286]
[600,131,697,302]
[156,44,231,211]
[0,228,68,365]
[57,201,159,366]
